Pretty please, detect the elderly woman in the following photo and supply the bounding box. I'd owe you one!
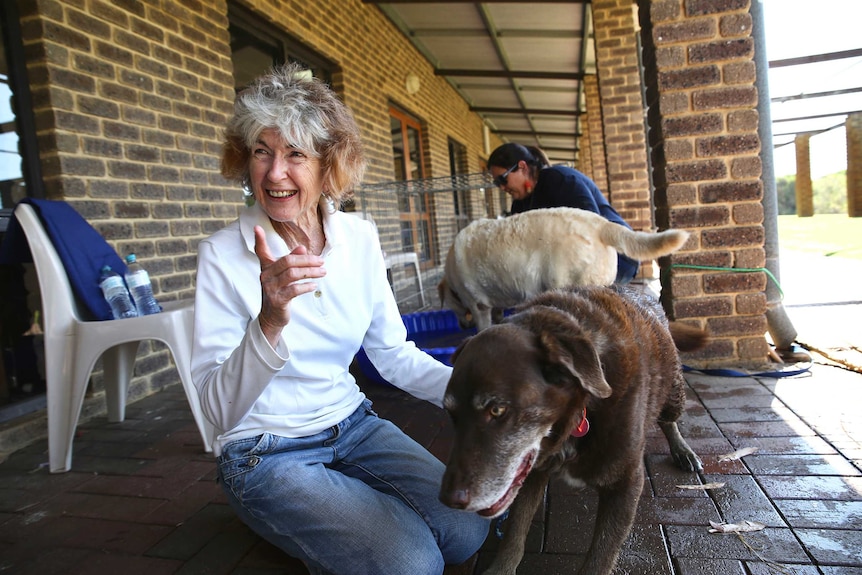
[191,64,488,575]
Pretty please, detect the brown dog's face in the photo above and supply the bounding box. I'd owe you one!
[438,318,612,517]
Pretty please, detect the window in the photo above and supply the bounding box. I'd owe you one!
[448,138,470,231]
[0,0,45,419]
[390,106,435,264]
[228,3,333,91]
[0,1,42,230]
[229,18,284,91]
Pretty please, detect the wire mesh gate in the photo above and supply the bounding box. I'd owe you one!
[345,172,504,313]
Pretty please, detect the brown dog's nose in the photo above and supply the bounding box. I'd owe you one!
[439,487,471,509]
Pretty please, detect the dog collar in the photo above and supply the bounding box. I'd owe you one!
[571,407,589,437]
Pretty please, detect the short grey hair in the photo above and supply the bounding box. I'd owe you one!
[221,62,366,204]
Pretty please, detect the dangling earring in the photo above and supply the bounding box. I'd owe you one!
[323,193,337,214]
[525,180,533,194]
[241,177,255,207]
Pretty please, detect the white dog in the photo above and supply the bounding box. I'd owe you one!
[438,207,689,331]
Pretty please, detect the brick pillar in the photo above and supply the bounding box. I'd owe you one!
[847,112,862,217]
[592,1,652,233]
[794,134,814,217]
[579,115,595,178]
[584,75,609,194]
[640,0,769,368]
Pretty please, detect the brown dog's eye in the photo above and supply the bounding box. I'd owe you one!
[488,405,507,418]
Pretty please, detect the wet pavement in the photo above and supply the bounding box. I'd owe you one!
[778,249,862,370]
[1,356,861,574]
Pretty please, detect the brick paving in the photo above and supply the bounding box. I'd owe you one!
[1,359,861,574]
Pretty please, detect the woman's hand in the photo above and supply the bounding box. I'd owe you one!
[253,225,326,346]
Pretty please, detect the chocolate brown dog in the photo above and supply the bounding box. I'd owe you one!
[439,285,706,575]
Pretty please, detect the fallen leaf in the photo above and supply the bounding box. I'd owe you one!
[676,482,726,490]
[718,447,759,462]
[709,520,766,534]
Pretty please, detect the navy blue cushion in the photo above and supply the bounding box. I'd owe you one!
[0,198,128,321]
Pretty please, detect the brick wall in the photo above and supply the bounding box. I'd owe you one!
[591,0,653,233]
[20,0,238,303]
[583,74,610,194]
[578,114,594,179]
[641,0,770,367]
[19,0,239,393]
[18,0,493,398]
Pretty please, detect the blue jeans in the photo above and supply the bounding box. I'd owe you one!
[217,400,490,575]
[616,253,639,284]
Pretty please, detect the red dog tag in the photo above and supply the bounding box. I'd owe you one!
[571,407,590,437]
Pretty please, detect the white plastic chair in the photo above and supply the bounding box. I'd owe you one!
[384,251,426,307]
[13,203,213,473]
[349,211,426,306]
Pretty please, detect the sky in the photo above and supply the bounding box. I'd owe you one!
[763,0,862,178]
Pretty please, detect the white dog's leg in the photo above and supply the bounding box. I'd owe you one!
[474,307,494,332]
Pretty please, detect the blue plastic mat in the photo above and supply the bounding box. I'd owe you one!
[356,310,476,386]
[356,311,816,385]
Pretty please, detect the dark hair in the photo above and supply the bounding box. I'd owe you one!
[487,142,550,171]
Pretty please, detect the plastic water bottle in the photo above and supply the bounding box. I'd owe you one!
[99,265,138,319]
[124,254,161,315]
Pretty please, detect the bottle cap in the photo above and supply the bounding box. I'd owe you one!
[126,254,137,263]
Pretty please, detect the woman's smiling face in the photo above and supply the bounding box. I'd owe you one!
[249,128,324,225]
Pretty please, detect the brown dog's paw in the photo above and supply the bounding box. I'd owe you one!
[659,420,703,472]
[672,446,703,472]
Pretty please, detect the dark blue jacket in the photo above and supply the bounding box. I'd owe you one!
[0,198,128,320]
[510,165,639,283]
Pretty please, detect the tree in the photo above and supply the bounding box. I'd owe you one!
[773,171,847,215]
[813,170,847,214]
[775,174,796,215]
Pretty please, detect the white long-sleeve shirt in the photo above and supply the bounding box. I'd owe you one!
[191,203,452,456]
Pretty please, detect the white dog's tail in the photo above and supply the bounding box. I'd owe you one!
[600,224,689,260]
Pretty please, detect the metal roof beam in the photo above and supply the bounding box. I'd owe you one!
[771,86,862,103]
[772,110,862,122]
[492,129,583,138]
[541,146,579,153]
[773,121,846,138]
[437,69,584,80]
[768,47,862,68]
[410,28,580,39]
[471,106,582,117]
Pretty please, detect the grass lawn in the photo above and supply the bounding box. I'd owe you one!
[777,214,862,260]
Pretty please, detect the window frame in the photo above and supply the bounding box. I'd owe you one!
[389,105,436,266]
[228,3,334,91]
[448,138,473,231]
[0,0,43,231]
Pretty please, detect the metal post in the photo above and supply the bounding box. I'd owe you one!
[752,0,799,354]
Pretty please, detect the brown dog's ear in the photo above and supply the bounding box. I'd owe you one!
[449,335,473,364]
[539,331,612,399]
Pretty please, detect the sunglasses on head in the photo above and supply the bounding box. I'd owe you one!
[492,163,519,187]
